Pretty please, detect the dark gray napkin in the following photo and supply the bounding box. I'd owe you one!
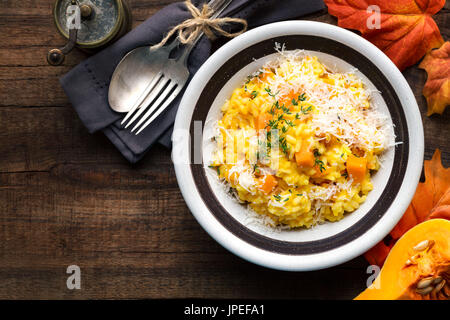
[60,0,325,163]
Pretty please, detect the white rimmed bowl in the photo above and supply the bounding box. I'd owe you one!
[172,21,424,271]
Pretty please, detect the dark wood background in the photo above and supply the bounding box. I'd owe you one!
[0,0,448,299]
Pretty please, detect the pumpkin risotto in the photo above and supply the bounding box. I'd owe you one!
[208,48,394,228]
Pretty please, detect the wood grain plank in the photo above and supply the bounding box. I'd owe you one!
[0,168,212,255]
[0,66,73,80]
[0,253,368,299]
[0,78,68,106]
[0,106,174,172]
[0,47,88,67]
[0,167,368,299]
[0,0,448,300]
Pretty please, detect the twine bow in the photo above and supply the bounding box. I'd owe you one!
[152,0,248,49]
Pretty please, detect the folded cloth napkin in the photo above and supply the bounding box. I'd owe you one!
[60,0,325,163]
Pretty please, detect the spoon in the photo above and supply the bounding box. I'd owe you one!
[108,0,225,113]
[108,41,177,113]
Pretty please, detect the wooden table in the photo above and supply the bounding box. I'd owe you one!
[0,0,448,300]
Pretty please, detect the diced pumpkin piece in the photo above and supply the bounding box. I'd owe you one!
[258,69,273,82]
[347,154,367,183]
[256,113,271,132]
[279,90,296,106]
[258,175,278,194]
[312,165,331,178]
[295,143,315,167]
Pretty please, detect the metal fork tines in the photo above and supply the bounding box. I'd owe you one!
[122,58,188,135]
[120,0,233,135]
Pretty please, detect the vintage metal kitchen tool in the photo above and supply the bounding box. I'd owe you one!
[47,0,132,66]
[111,0,233,135]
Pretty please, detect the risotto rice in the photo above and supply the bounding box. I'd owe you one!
[208,48,394,228]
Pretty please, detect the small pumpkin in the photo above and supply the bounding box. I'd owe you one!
[355,219,450,300]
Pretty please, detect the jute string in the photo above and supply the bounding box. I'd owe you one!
[151,0,248,49]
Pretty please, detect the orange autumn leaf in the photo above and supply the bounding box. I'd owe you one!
[324,0,445,70]
[427,188,450,220]
[418,41,450,116]
[429,204,450,220]
[365,149,450,266]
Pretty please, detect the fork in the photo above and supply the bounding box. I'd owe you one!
[122,0,233,135]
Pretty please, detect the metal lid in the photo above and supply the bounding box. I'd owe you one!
[53,0,124,49]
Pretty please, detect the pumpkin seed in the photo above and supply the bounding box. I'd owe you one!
[404,259,414,266]
[434,279,446,293]
[416,286,434,295]
[417,277,434,289]
[442,285,449,298]
[404,253,420,267]
[413,240,430,252]
[432,276,443,285]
